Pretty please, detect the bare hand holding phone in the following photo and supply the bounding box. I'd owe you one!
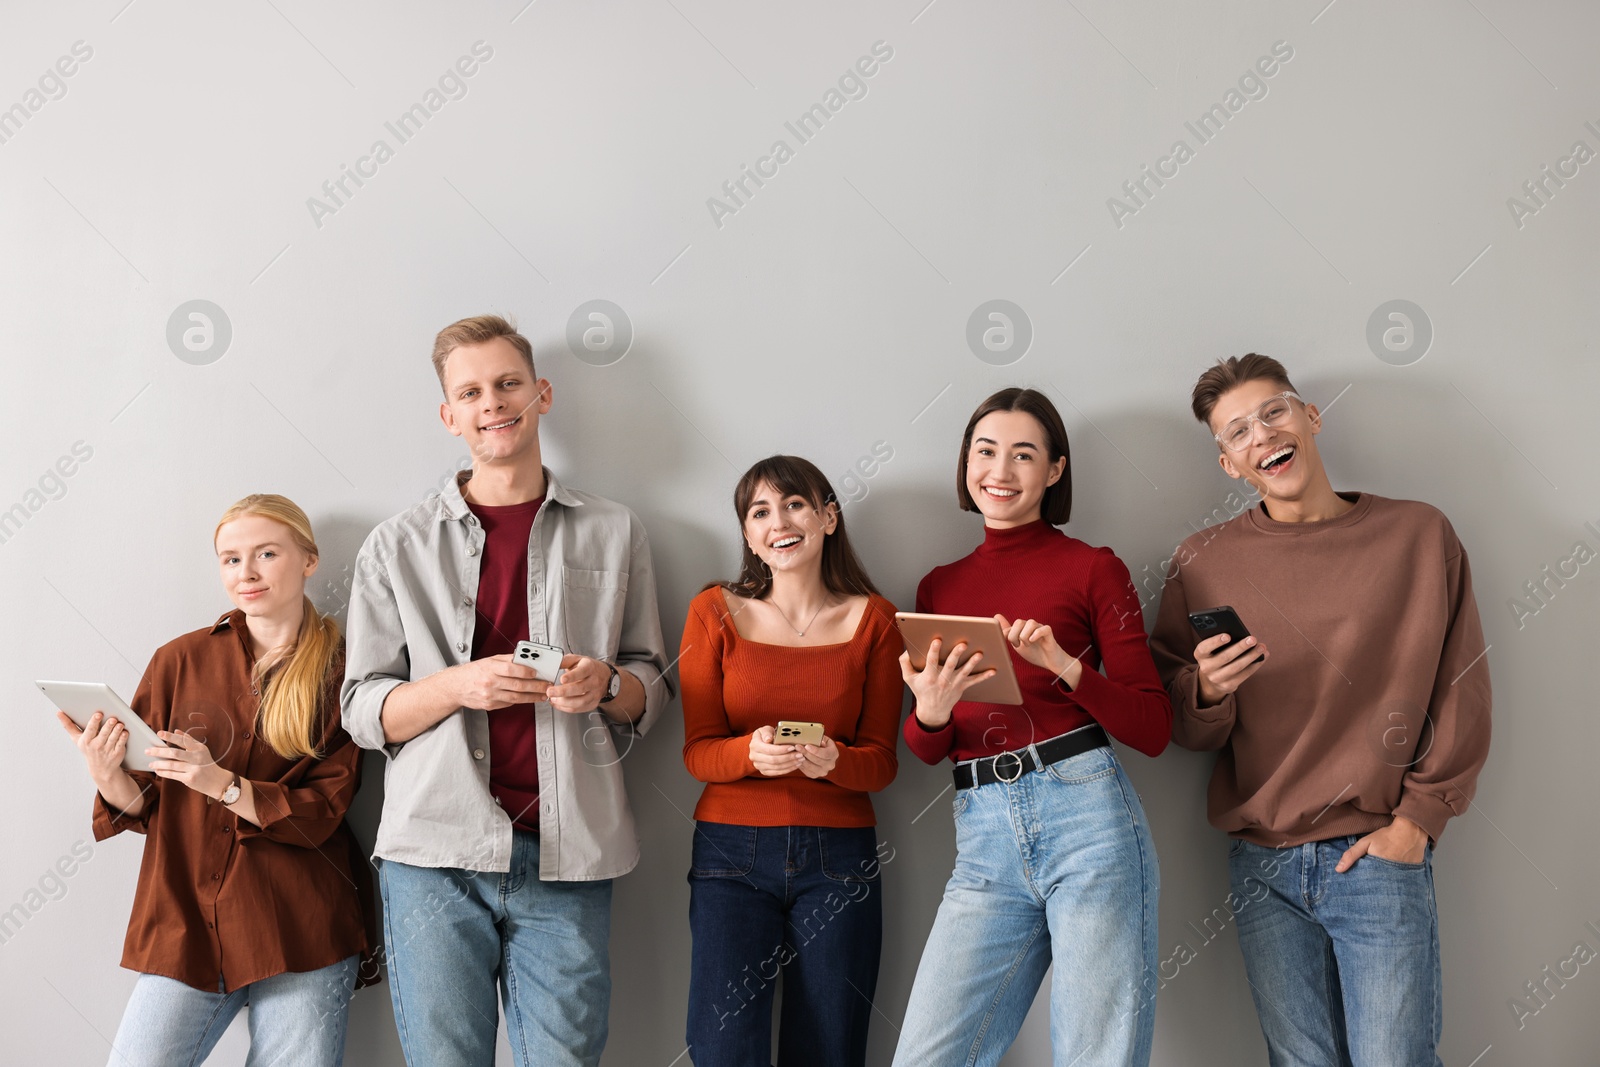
[749,725,805,776]
[451,655,551,711]
[1189,607,1269,706]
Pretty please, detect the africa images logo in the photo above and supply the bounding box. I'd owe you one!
[304,42,495,229]
[705,41,895,229]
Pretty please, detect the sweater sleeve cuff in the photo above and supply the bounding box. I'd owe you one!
[903,711,954,764]
[1181,667,1235,722]
[1060,664,1105,700]
[1394,791,1458,845]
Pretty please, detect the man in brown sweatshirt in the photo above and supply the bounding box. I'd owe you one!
[1151,354,1491,1067]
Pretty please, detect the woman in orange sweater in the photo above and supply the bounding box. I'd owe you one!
[679,455,904,1067]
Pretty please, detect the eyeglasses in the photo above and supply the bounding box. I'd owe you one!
[1213,392,1303,452]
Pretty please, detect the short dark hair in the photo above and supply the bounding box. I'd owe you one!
[1190,354,1297,426]
[955,388,1072,525]
[714,455,882,601]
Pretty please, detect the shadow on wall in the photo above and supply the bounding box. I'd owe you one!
[991,370,1556,1066]
[289,367,1555,1066]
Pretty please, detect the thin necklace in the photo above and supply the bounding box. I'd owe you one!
[768,596,827,637]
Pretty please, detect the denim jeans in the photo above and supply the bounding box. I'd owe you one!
[686,822,884,1067]
[108,955,358,1067]
[377,829,614,1067]
[1229,835,1443,1067]
[893,744,1160,1067]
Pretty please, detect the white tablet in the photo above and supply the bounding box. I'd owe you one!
[38,680,171,773]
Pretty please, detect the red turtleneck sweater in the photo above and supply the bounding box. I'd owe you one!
[903,519,1170,763]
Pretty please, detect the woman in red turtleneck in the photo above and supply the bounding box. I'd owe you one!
[891,388,1169,1067]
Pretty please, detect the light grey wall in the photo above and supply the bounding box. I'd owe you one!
[2,1,1596,1064]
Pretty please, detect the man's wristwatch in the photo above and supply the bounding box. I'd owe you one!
[219,775,241,806]
[598,662,621,704]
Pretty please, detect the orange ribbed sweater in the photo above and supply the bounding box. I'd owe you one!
[679,588,905,827]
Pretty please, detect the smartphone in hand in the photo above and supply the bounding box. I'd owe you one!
[1187,607,1265,666]
[774,720,825,746]
[513,640,566,684]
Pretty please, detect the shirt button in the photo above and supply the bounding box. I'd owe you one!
[211,873,220,881]
[222,826,231,834]
[462,594,473,607]
[243,732,252,740]
[473,749,485,760]
[467,545,479,557]
[457,642,468,653]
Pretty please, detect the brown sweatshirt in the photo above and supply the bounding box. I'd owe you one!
[1150,492,1491,846]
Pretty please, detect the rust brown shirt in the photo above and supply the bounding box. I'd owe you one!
[93,610,378,992]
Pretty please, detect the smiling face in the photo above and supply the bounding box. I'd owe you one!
[215,513,317,619]
[964,410,1067,529]
[742,479,838,577]
[438,336,551,467]
[1209,379,1327,500]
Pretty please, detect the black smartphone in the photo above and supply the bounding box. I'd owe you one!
[1187,606,1265,665]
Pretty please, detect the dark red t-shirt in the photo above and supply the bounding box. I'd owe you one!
[465,494,545,832]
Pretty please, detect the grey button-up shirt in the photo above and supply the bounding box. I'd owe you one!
[341,467,673,880]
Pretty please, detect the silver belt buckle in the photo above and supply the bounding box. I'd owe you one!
[991,750,1025,783]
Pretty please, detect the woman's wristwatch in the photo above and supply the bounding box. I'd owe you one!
[218,774,241,806]
[598,662,621,704]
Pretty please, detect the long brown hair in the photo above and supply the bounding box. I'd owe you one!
[713,455,881,601]
[214,494,340,760]
[956,387,1074,525]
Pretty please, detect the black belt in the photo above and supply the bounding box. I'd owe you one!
[953,725,1110,790]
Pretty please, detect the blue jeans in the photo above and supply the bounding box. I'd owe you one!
[686,823,884,1067]
[377,829,614,1067]
[1229,836,1443,1067]
[893,744,1159,1067]
[108,955,358,1067]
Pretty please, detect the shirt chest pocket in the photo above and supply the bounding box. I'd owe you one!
[560,566,629,659]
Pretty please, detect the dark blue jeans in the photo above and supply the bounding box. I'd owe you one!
[686,822,884,1067]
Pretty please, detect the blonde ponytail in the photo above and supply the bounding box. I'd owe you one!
[255,596,340,759]
[215,494,342,760]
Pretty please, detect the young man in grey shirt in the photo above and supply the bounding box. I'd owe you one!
[342,314,672,1067]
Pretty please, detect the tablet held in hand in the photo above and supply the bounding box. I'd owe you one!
[893,613,1025,705]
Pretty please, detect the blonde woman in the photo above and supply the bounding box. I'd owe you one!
[57,494,377,1067]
